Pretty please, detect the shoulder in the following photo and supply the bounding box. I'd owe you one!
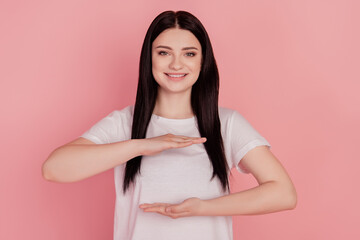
[218,106,258,136]
[108,105,134,120]
[218,106,242,123]
[218,106,235,118]
[97,105,133,140]
[218,106,239,136]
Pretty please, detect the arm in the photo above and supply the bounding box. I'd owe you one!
[201,145,297,215]
[42,134,206,183]
[42,137,141,182]
[140,146,297,218]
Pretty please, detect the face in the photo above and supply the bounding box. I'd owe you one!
[152,28,202,95]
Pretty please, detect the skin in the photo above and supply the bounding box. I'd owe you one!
[42,27,297,220]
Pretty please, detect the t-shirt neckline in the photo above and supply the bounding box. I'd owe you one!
[151,113,196,124]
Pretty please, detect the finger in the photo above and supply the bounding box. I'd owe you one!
[140,202,168,207]
[144,206,190,219]
[143,205,167,213]
[190,137,207,143]
[139,202,162,207]
[171,138,193,143]
[167,211,191,219]
[165,203,186,214]
[167,137,207,149]
[170,136,194,142]
[141,203,191,219]
[178,135,193,140]
[171,139,207,149]
[139,203,152,208]
[170,135,205,142]
[140,203,171,210]
[184,136,207,141]
[139,202,166,208]
[171,141,194,148]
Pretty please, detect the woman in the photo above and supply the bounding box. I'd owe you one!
[42,10,297,240]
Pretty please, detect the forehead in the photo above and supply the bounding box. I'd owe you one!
[152,28,201,49]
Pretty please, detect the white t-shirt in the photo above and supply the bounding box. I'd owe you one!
[81,105,271,240]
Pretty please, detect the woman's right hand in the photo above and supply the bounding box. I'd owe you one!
[138,133,207,156]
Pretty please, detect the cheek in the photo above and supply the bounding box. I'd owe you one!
[152,58,161,78]
[151,58,166,84]
[152,56,166,72]
[151,57,157,71]
[190,58,202,72]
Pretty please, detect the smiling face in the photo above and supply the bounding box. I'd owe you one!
[152,28,202,96]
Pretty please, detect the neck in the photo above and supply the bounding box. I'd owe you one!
[153,88,194,119]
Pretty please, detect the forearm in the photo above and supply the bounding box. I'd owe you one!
[42,139,141,183]
[202,181,297,216]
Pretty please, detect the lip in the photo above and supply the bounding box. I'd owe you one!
[164,73,188,81]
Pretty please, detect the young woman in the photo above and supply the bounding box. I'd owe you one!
[42,10,297,240]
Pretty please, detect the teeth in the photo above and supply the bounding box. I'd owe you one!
[167,74,186,77]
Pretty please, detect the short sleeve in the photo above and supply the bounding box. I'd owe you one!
[80,110,125,144]
[229,110,271,174]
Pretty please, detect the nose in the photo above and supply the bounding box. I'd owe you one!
[169,55,183,70]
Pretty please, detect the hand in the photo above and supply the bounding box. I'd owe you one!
[139,197,204,219]
[139,133,207,156]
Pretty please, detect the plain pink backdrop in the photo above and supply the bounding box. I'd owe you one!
[1,0,359,239]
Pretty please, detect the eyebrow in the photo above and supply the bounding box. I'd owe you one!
[155,45,199,51]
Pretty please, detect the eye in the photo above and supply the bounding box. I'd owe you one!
[185,52,196,57]
[159,51,169,56]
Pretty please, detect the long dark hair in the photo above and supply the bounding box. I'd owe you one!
[123,10,230,194]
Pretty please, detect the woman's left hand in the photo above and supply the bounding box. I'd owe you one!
[139,197,205,219]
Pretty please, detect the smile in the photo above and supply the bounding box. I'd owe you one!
[165,73,188,78]
[164,73,188,81]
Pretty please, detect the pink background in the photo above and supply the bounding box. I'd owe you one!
[1,0,359,239]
